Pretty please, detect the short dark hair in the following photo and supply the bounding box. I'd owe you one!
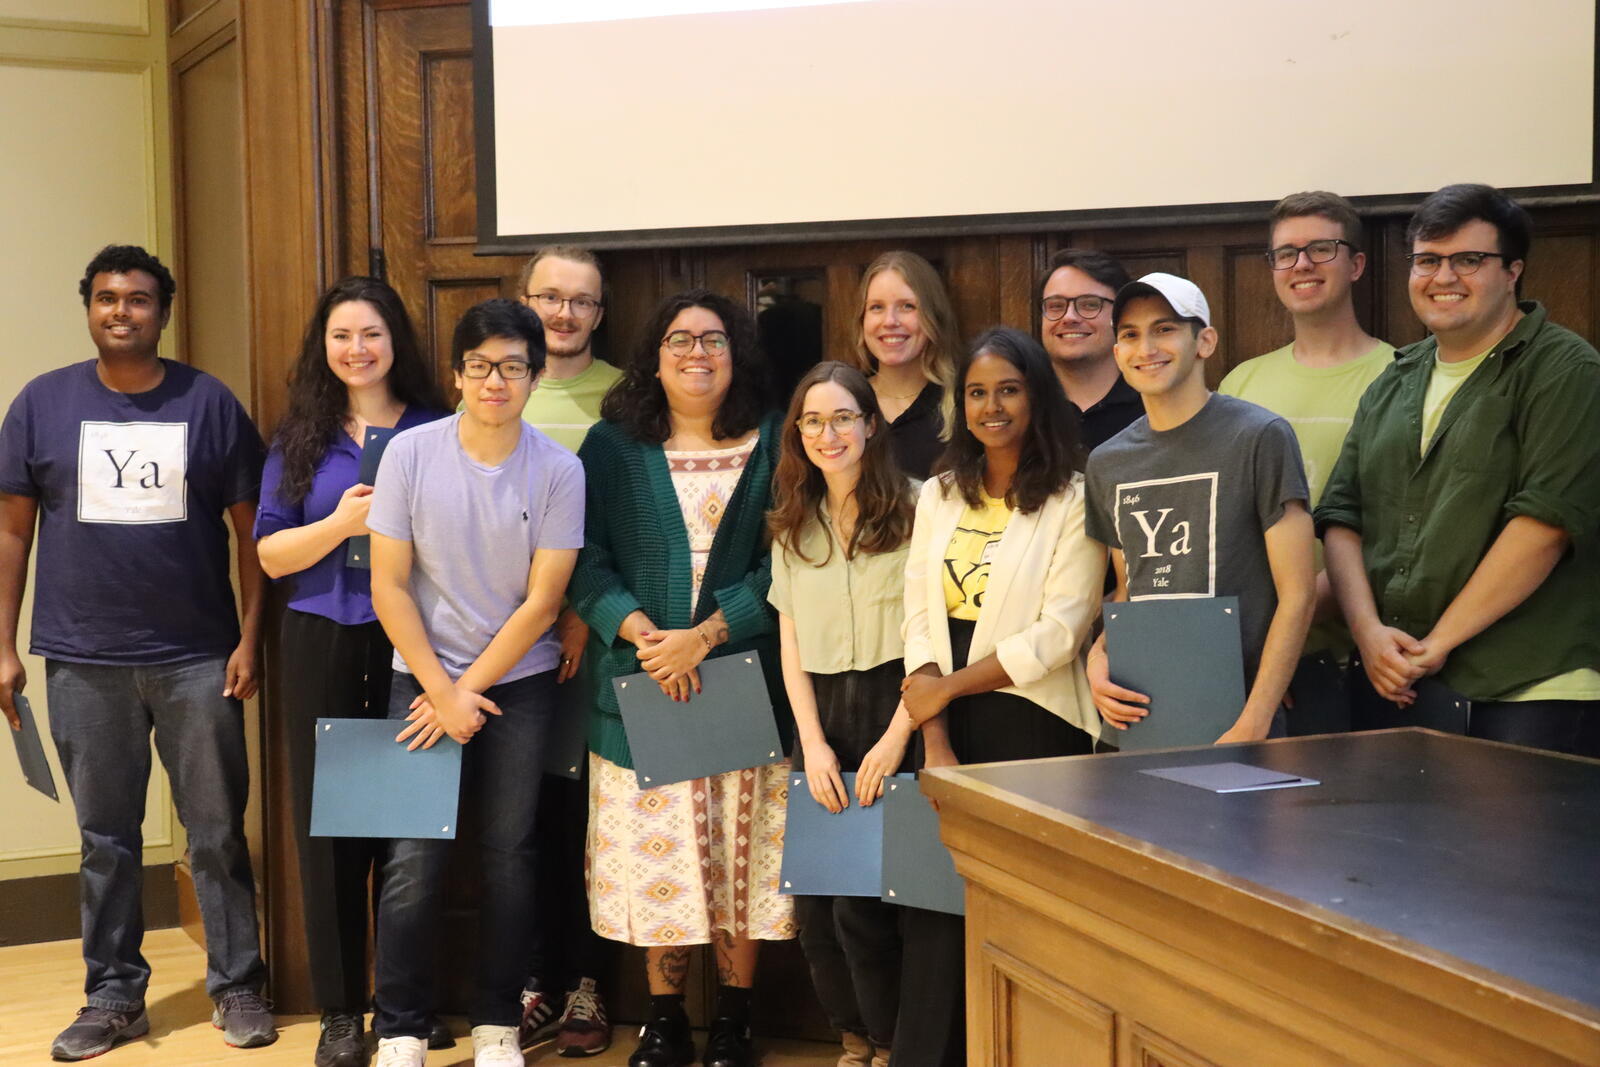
[1038,248,1130,299]
[936,326,1083,514]
[451,298,547,372]
[79,245,176,313]
[600,288,771,445]
[1407,184,1531,294]
[1270,190,1363,247]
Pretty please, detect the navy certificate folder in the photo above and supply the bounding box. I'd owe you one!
[346,425,398,569]
[779,771,912,897]
[880,777,964,916]
[1103,597,1247,751]
[613,652,783,787]
[9,695,58,802]
[310,717,461,839]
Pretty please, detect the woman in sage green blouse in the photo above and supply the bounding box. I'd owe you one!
[767,361,918,1067]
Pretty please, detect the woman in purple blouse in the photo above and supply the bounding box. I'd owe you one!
[255,277,447,1067]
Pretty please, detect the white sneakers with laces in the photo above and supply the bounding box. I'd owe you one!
[472,1024,525,1066]
[374,1035,426,1067]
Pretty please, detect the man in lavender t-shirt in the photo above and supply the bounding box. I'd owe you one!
[365,298,582,1067]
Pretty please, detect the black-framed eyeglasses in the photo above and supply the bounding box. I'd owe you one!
[524,292,601,318]
[461,357,533,380]
[796,411,867,438]
[1041,294,1112,321]
[660,330,730,356]
[1265,238,1357,270]
[1406,251,1508,277]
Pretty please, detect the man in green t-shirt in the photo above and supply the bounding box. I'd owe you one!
[1219,191,1393,733]
[1317,185,1600,757]
[514,244,621,1056]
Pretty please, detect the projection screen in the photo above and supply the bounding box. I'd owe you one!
[473,0,1599,251]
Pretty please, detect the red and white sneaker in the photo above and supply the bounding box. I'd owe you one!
[517,985,559,1048]
[554,978,611,1058]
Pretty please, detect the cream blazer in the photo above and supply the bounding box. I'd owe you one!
[902,471,1105,739]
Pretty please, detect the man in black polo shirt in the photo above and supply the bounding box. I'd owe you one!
[1039,248,1141,452]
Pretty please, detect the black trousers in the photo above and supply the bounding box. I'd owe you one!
[280,608,394,1014]
[894,619,1095,1067]
[525,763,618,995]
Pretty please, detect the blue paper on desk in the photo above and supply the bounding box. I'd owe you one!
[1103,597,1247,751]
[780,772,912,897]
[544,675,590,779]
[310,717,461,838]
[613,652,783,787]
[880,777,964,916]
[346,426,399,570]
[10,695,58,802]
[1141,761,1320,793]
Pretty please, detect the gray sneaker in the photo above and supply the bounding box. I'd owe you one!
[212,989,278,1048]
[50,1005,150,1061]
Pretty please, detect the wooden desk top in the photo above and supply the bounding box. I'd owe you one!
[928,729,1600,1018]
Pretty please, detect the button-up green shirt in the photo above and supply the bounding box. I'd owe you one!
[1315,302,1600,701]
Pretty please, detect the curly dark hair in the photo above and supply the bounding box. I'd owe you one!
[272,277,446,507]
[936,326,1082,514]
[768,361,914,564]
[79,245,176,313]
[599,288,771,444]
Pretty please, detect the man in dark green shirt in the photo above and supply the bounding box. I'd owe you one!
[1317,184,1600,756]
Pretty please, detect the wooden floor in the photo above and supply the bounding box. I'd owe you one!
[0,929,837,1067]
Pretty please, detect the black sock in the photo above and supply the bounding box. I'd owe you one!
[649,993,687,1023]
[715,984,752,1024]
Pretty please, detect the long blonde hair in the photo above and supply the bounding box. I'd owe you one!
[850,250,959,440]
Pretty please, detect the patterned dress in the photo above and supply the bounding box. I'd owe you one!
[588,437,796,946]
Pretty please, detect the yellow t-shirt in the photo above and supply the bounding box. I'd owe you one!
[942,491,1011,621]
[1419,347,1493,456]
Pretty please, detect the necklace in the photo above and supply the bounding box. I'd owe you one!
[875,383,922,401]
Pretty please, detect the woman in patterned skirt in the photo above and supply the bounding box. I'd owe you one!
[568,289,792,1067]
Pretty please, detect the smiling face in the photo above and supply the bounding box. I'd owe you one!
[1408,218,1522,342]
[963,351,1031,457]
[454,334,535,428]
[324,300,394,392]
[522,254,604,359]
[656,305,733,416]
[861,269,929,369]
[1040,265,1118,368]
[1113,295,1216,398]
[86,270,168,359]
[798,379,872,477]
[1270,214,1364,318]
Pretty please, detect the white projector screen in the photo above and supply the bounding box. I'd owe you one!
[473,0,1598,251]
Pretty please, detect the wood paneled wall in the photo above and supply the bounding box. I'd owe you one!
[218,0,1600,1020]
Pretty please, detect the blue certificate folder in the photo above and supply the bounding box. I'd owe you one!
[346,426,398,570]
[1103,597,1247,751]
[544,676,589,779]
[9,695,58,802]
[613,652,783,787]
[880,777,964,916]
[780,772,913,897]
[310,718,462,839]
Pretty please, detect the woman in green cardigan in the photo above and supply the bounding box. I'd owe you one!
[569,289,792,1067]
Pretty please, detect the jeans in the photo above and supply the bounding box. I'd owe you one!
[795,893,904,1047]
[280,609,393,1013]
[372,669,556,1038]
[45,657,266,1010]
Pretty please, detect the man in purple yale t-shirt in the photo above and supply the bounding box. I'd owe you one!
[0,246,275,1060]
[366,299,584,1067]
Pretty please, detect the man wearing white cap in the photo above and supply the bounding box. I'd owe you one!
[1082,273,1317,743]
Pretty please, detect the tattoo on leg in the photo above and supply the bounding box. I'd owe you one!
[713,929,744,986]
[654,946,691,992]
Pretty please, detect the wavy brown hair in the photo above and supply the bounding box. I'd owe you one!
[848,250,960,441]
[768,361,914,565]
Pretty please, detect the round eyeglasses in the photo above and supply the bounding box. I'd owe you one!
[661,330,730,356]
[796,411,867,438]
[525,292,601,318]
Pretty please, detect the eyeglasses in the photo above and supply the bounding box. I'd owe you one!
[1406,251,1508,277]
[660,330,730,356]
[796,411,867,438]
[1041,294,1112,321]
[524,293,601,318]
[1265,239,1357,270]
[461,357,532,380]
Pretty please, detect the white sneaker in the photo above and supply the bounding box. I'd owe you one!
[472,1024,525,1066]
[375,1035,427,1067]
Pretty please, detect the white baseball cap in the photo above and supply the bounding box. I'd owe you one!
[1113,272,1212,327]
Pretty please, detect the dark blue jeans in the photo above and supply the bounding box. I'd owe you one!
[45,657,266,1010]
[372,669,556,1039]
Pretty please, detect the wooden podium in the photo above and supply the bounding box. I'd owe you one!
[923,730,1600,1067]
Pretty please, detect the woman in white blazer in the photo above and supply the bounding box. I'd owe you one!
[893,326,1106,1067]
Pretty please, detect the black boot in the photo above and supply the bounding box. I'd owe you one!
[703,1016,754,1067]
[628,1013,695,1067]
[313,1011,367,1067]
